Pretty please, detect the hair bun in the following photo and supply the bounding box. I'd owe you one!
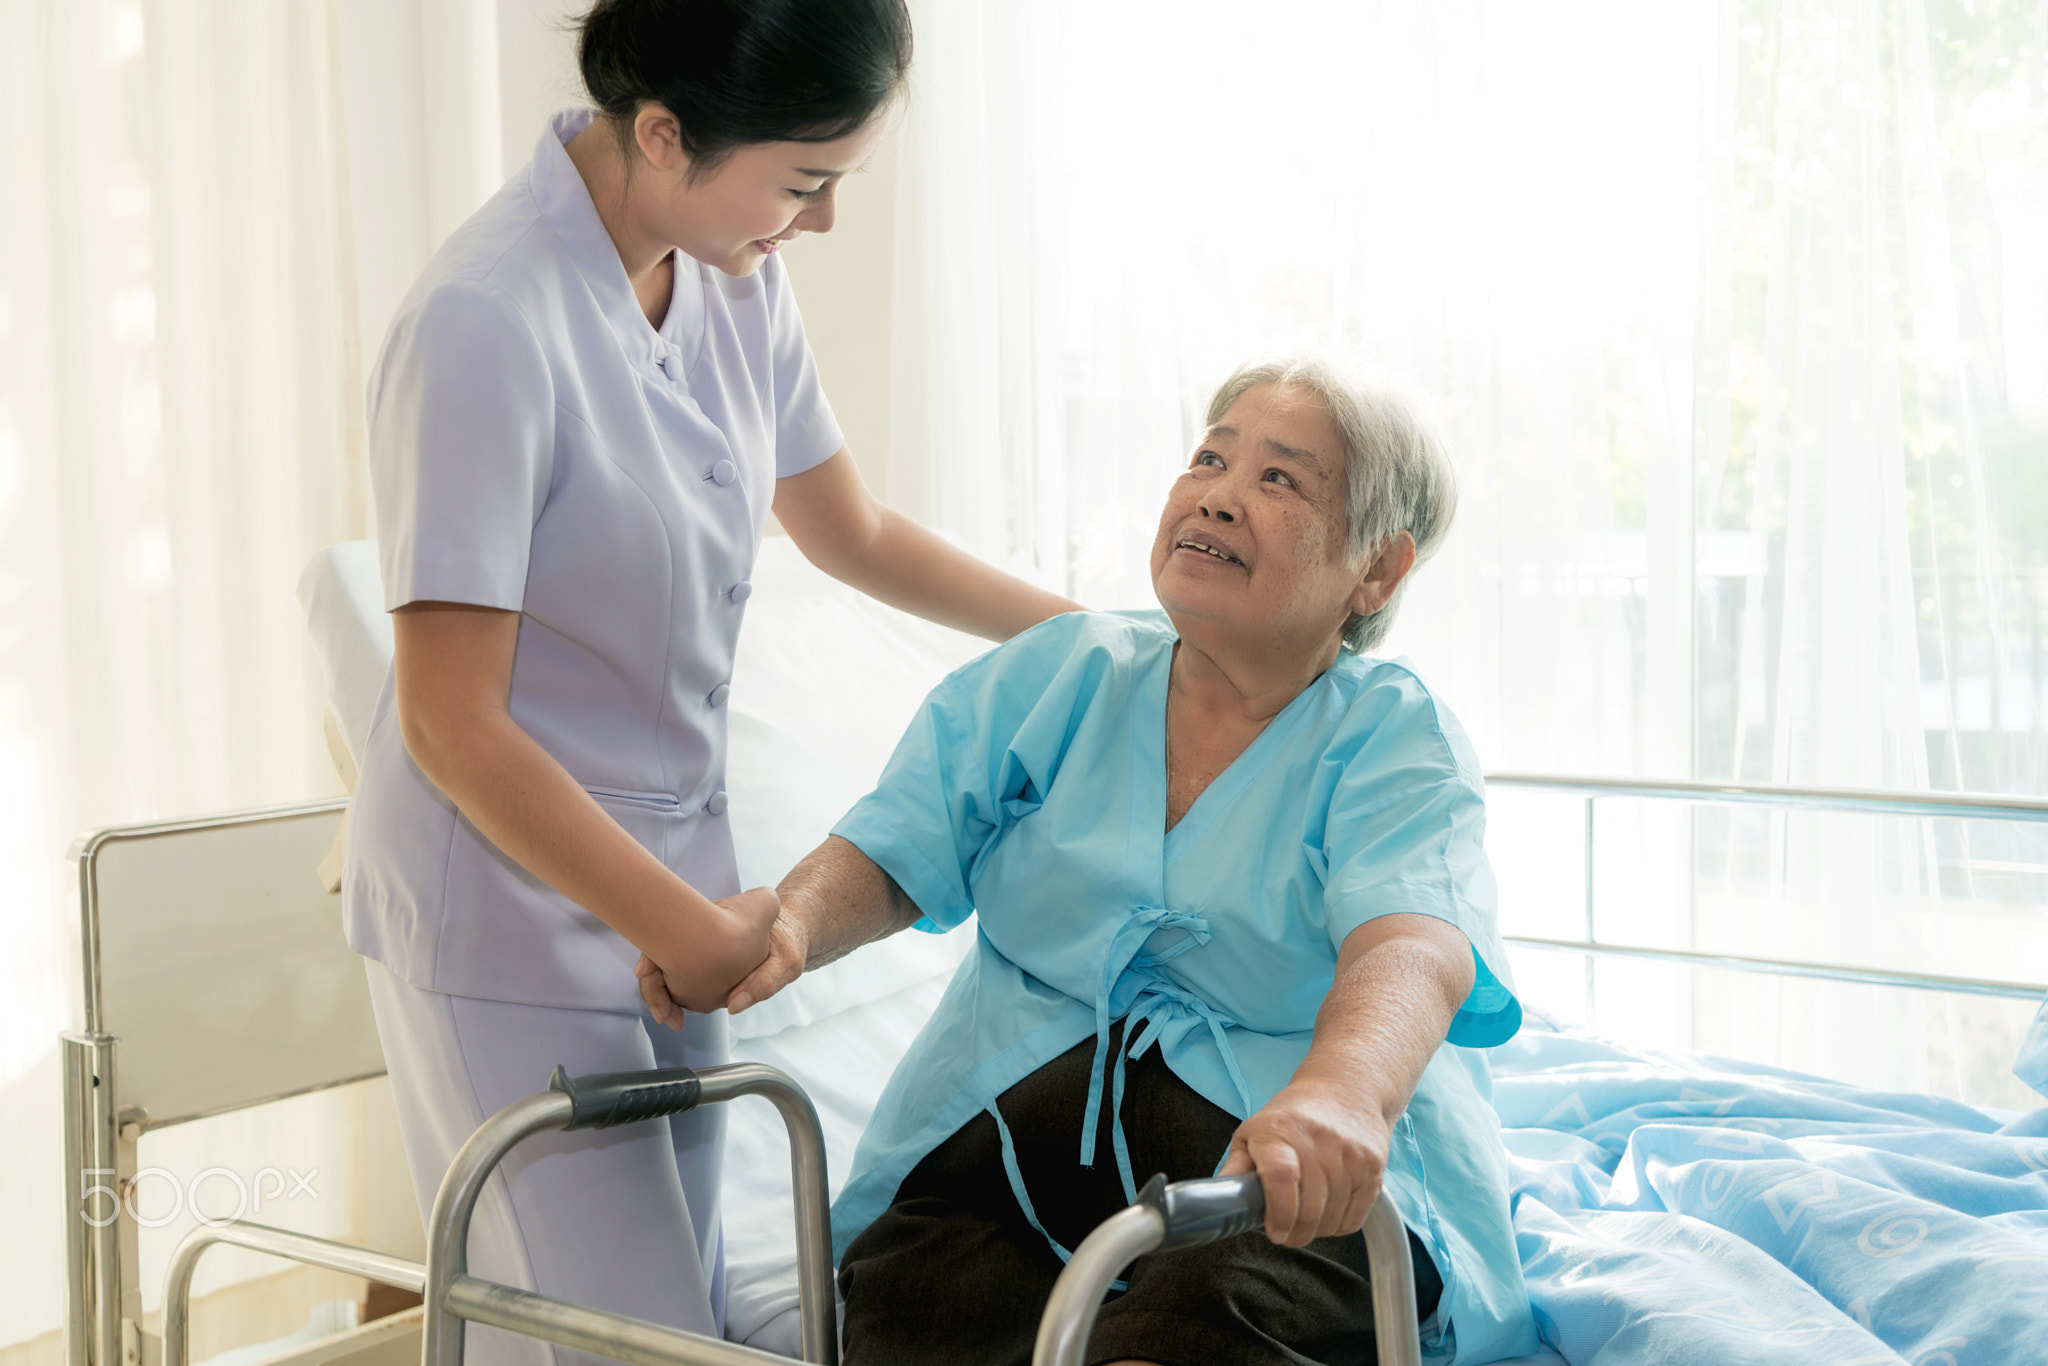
[575,0,910,175]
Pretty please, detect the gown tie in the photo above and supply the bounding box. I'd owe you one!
[988,904,1257,1273]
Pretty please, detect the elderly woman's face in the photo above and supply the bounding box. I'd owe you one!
[1149,384,1369,656]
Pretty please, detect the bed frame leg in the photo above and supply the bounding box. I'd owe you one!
[62,1032,123,1366]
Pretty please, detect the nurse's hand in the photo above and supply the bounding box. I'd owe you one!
[635,887,780,1020]
[635,885,799,1027]
[635,954,685,1031]
[1218,1079,1392,1248]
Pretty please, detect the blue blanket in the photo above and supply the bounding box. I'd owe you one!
[1487,1017,2048,1365]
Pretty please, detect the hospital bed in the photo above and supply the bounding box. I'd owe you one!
[59,537,2048,1366]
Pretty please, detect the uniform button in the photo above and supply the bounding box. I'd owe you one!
[661,353,681,382]
[707,683,730,708]
[710,458,737,486]
[728,580,753,605]
[705,789,729,817]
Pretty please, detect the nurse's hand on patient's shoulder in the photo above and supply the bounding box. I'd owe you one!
[634,887,780,1022]
[1218,1078,1392,1248]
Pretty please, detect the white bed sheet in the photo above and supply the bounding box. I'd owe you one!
[723,969,960,1353]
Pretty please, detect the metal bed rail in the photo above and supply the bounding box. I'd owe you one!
[164,1224,425,1364]
[1485,772,2048,1005]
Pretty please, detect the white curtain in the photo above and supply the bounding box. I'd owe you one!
[0,0,368,1346]
[892,0,2048,1108]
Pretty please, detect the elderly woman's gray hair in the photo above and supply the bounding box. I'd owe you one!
[1204,355,1458,653]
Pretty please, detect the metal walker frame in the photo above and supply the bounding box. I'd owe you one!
[164,1061,836,1366]
[157,1063,1423,1366]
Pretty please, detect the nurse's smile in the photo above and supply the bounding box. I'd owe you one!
[568,111,888,310]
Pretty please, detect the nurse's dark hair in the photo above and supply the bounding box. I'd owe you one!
[576,0,911,176]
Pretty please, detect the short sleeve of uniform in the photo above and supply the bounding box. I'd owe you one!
[369,281,554,613]
[763,257,844,478]
[1321,695,1522,1048]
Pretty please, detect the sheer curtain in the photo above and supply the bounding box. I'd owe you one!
[0,0,367,1347]
[891,0,2048,1107]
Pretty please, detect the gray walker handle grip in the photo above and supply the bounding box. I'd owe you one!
[1140,1171,1267,1252]
[548,1063,703,1131]
[1032,1171,1422,1366]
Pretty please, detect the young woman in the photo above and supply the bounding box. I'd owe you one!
[342,1,1076,1357]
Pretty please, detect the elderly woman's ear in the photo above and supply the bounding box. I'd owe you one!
[1347,530,1419,619]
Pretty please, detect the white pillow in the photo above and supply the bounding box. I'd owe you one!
[296,541,393,771]
[723,537,988,1038]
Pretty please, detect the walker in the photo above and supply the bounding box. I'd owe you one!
[163,1062,1424,1366]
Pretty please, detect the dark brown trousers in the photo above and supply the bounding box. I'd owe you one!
[839,1024,1443,1366]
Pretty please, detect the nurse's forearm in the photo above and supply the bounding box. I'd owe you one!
[406,710,763,1002]
[775,835,923,968]
[1295,913,1477,1123]
[843,506,1081,641]
[774,448,1080,641]
[393,605,766,1010]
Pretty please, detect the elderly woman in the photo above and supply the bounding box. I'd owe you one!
[646,356,1537,1365]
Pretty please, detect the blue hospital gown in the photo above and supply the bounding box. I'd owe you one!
[829,610,1540,1364]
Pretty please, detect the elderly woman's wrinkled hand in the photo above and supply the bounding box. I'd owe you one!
[1218,1078,1392,1247]
[726,898,810,1014]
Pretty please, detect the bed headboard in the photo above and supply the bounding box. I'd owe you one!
[68,799,382,1130]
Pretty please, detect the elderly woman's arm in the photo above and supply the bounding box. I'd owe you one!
[1218,912,1476,1247]
[637,835,923,1028]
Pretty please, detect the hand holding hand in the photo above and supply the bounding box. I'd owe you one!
[635,952,684,1031]
[637,886,779,1022]
[726,898,810,1015]
[1217,1079,1391,1247]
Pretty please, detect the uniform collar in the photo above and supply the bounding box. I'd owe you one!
[531,107,706,374]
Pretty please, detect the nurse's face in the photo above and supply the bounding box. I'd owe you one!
[1150,384,1400,661]
[632,106,890,277]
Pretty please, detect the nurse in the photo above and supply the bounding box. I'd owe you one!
[342,0,1077,1360]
